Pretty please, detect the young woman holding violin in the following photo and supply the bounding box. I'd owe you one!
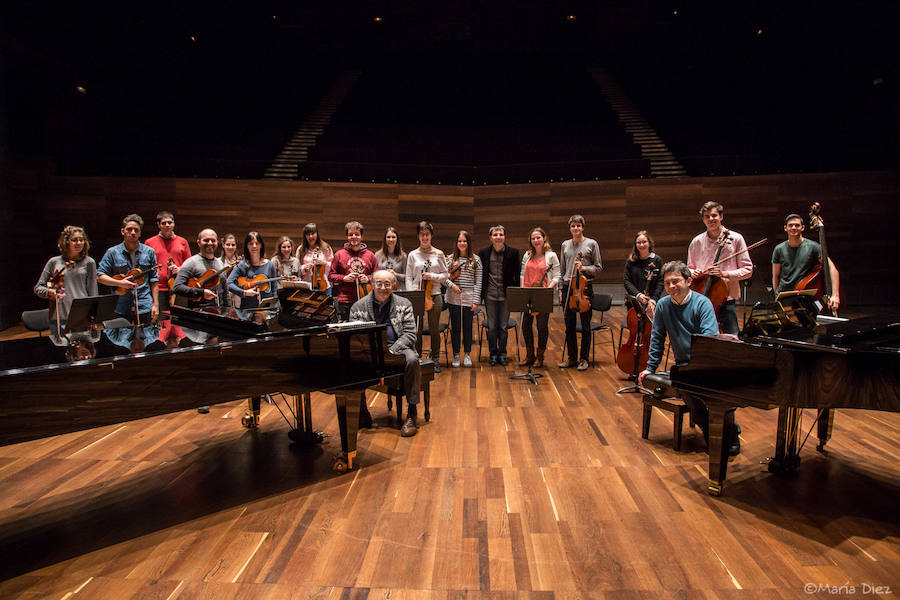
[558,215,602,371]
[519,227,560,368]
[687,202,753,335]
[375,226,407,291]
[445,230,482,368]
[218,233,243,307]
[406,221,449,371]
[34,225,98,328]
[297,223,333,293]
[271,236,301,281]
[226,232,280,310]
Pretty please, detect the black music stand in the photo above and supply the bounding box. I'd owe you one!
[395,290,426,354]
[66,294,120,332]
[507,286,553,385]
[616,295,653,395]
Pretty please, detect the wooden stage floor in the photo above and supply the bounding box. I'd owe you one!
[1,307,898,598]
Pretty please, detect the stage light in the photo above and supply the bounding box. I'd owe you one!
[373,16,383,23]
[756,28,763,36]
[566,15,576,22]
[673,10,678,16]
[76,85,86,94]
[190,35,197,42]
[272,15,277,20]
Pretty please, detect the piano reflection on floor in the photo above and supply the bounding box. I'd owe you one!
[669,294,900,495]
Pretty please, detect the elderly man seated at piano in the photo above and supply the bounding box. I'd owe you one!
[350,269,422,437]
[639,261,741,455]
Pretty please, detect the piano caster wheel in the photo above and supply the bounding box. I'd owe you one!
[816,442,828,453]
[241,413,259,429]
[332,457,348,474]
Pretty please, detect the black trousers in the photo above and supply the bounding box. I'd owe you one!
[561,285,592,361]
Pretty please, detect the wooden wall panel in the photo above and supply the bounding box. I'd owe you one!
[4,169,898,327]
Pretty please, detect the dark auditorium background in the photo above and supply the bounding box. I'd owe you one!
[1,1,898,328]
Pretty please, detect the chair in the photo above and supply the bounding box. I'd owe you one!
[423,319,450,366]
[565,294,616,366]
[22,309,51,336]
[475,307,520,362]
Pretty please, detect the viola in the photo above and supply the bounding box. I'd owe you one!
[616,266,656,376]
[236,274,285,293]
[420,258,435,312]
[187,259,240,290]
[112,264,162,295]
[795,202,839,316]
[312,249,329,291]
[567,253,590,313]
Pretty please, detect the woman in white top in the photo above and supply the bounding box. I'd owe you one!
[405,221,449,371]
[296,223,333,293]
[374,226,407,290]
[271,236,301,281]
[519,227,561,368]
[219,233,242,307]
[444,230,482,367]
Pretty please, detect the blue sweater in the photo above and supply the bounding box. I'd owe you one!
[646,291,718,372]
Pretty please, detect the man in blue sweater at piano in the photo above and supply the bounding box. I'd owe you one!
[639,260,741,455]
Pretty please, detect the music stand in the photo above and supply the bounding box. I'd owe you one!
[395,290,426,354]
[66,294,120,332]
[506,286,553,385]
[616,295,653,395]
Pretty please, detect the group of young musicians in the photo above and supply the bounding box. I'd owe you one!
[35,202,837,394]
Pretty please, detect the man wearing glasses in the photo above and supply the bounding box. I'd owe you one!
[350,270,422,437]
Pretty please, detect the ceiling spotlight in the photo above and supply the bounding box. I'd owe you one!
[566,15,576,22]
[190,35,197,42]
[673,9,678,16]
[272,15,277,20]
[373,16,383,23]
[76,85,87,94]
[756,28,763,36]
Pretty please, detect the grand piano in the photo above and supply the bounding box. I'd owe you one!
[0,288,405,472]
[666,296,900,495]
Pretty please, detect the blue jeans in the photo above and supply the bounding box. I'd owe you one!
[717,301,739,335]
[484,299,509,358]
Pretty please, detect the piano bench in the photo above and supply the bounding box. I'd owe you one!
[641,373,690,451]
[374,359,435,428]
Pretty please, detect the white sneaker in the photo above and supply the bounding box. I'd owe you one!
[452,354,461,367]
[463,354,472,367]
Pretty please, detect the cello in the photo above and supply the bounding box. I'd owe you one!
[689,231,731,315]
[566,252,591,313]
[616,267,656,376]
[795,202,839,316]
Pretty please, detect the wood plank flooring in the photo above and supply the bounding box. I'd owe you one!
[1,307,898,599]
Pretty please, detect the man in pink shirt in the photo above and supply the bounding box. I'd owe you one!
[686,201,753,334]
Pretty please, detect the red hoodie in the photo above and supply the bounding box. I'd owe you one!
[328,242,379,303]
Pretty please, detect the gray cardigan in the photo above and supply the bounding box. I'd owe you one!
[349,292,418,355]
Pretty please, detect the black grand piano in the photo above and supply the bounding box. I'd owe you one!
[0,288,405,472]
[666,296,900,495]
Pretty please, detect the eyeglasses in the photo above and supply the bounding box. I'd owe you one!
[372,281,393,288]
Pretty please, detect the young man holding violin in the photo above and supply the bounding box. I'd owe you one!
[329,221,379,322]
[97,213,160,324]
[639,261,741,456]
[558,214,602,371]
[771,213,841,311]
[172,228,231,308]
[686,201,752,335]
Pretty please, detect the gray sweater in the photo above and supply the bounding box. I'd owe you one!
[34,256,98,320]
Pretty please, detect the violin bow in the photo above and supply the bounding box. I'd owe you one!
[710,238,768,268]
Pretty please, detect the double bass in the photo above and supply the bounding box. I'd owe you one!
[795,202,839,316]
[616,267,656,376]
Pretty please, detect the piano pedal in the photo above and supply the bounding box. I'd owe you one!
[765,455,801,475]
[241,412,260,428]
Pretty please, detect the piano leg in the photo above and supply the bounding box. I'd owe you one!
[333,390,361,473]
[286,393,324,446]
[706,403,734,496]
[816,408,834,452]
[241,396,261,428]
[769,407,801,474]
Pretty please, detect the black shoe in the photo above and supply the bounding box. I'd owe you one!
[401,404,419,437]
[498,355,508,366]
[358,403,374,429]
[489,356,497,366]
[433,362,442,373]
[197,406,210,414]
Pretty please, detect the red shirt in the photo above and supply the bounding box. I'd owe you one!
[145,234,192,291]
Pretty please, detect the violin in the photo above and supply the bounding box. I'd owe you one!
[616,267,656,376]
[795,202,839,316]
[420,258,435,312]
[112,264,162,295]
[236,274,285,293]
[187,259,240,290]
[567,253,591,313]
[353,264,372,300]
[48,260,75,337]
[529,263,551,316]
[312,249,329,291]
[689,231,731,316]
[166,257,177,291]
[448,262,462,281]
